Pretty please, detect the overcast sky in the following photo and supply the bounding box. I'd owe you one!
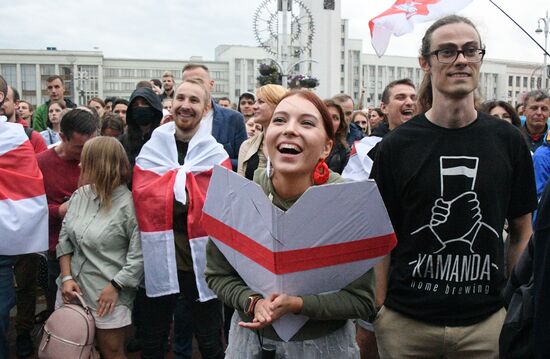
[1,0,548,65]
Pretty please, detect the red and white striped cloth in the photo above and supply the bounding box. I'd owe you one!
[0,121,48,255]
[342,136,383,182]
[133,122,231,300]
[369,0,474,57]
[202,166,397,341]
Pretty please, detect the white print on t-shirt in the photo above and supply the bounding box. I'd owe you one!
[410,156,499,253]
[407,156,500,295]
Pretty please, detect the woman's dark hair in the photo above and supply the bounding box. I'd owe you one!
[324,99,349,148]
[88,97,105,107]
[479,100,522,128]
[101,113,125,135]
[60,109,99,140]
[113,98,129,108]
[46,100,67,128]
[417,15,483,113]
[371,108,385,118]
[104,96,117,106]
[237,92,255,113]
[151,79,162,88]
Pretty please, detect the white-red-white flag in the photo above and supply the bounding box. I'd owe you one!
[369,0,474,57]
[0,121,48,255]
[202,166,397,341]
[133,121,231,300]
[342,136,383,182]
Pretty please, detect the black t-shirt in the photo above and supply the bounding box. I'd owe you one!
[371,112,537,326]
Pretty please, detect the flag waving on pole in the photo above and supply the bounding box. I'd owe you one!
[132,121,231,300]
[369,0,474,57]
[0,121,48,255]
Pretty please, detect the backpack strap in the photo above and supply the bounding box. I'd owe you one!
[23,126,33,140]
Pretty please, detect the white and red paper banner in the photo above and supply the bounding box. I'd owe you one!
[369,0,474,57]
[0,121,48,255]
[133,121,231,300]
[202,166,397,341]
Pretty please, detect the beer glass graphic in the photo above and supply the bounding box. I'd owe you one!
[439,156,479,201]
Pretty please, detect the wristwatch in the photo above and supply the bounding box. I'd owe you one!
[244,295,262,316]
[110,279,122,291]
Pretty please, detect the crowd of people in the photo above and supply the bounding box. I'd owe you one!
[1,14,550,359]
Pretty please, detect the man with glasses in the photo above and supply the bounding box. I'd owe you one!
[371,16,536,358]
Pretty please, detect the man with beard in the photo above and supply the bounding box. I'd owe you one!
[181,64,246,170]
[0,86,47,154]
[134,79,226,359]
[160,71,175,101]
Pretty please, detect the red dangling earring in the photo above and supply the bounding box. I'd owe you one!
[312,158,330,185]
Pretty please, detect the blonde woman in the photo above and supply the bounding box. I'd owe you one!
[237,84,287,179]
[57,137,143,359]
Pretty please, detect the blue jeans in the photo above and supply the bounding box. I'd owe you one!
[173,271,224,359]
[0,255,16,359]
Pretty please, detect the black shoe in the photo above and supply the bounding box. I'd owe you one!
[16,332,34,358]
[126,337,142,352]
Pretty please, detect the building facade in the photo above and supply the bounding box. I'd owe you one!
[0,47,545,109]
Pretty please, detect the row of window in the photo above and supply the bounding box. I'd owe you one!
[104,68,179,79]
[508,75,549,89]
[103,68,230,81]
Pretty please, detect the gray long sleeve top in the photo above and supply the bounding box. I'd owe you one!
[56,185,144,310]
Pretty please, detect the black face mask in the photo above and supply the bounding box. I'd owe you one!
[131,106,157,126]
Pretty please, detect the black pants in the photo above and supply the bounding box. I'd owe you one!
[14,254,38,335]
[139,291,178,359]
[173,271,224,359]
[140,271,224,359]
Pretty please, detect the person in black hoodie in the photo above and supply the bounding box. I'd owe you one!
[119,88,163,354]
[119,87,163,185]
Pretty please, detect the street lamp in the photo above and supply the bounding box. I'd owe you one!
[536,10,549,82]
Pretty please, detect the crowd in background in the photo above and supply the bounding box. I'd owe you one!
[1,13,550,359]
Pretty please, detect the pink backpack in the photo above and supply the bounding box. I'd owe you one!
[38,293,98,359]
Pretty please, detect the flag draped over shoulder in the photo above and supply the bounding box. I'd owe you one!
[0,121,48,255]
[369,0,474,57]
[132,121,231,300]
